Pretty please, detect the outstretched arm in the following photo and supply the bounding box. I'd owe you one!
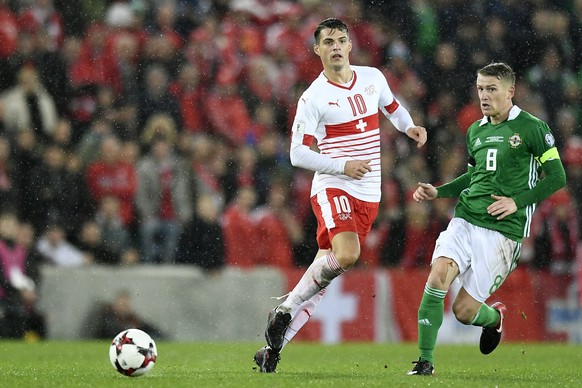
[385,103,427,148]
[406,126,427,148]
[413,182,438,202]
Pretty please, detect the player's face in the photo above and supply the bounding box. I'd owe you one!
[476,74,515,123]
[314,28,352,71]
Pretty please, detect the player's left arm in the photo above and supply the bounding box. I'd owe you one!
[377,69,426,148]
[488,147,567,220]
[512,156,567,208]
[383,102,427,148]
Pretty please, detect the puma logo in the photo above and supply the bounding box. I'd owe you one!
[328,99,340,107]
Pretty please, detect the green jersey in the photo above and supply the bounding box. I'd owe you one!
[454,106,560,242]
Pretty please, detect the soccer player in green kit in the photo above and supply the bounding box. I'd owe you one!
[407,62,567,376]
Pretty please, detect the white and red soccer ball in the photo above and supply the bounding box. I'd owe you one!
[109,329,158,377]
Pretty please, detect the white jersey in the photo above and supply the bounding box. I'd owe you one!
[290,65,402,202]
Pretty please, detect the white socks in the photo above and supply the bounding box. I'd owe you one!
[278,252,344,317]
[282,289,325,349]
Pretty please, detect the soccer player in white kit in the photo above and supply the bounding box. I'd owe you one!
[254,18,427,373]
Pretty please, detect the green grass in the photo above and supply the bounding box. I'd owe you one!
[0,341,580,387]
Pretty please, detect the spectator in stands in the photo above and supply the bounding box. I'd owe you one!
[75,220,116,265]
[11,129,41,222]
[377,152,406,267]
[26,145,79,234]
[68,22,112,92]
[94,195,134,263]
[0,135,16,213]
[177,193,224,272]
[168,62,208,134]
[140,112,178,151]
[189,134,228,211]
[254,129,292,204]
[0,64,58,143]
[526,43,574,128]
[76,118,114,167]
[239,55,279,122]
[482,16,512,68]
[221,184,259,268]
[18,0,64,52]
[135,136,192,263]
[563,137,582,235]
[254,179,303,269]
[424,41,465,106]
[204,72,252,146]
[525,189,579,275]
[244,102,275,148]
[400,194,436,269]
[15,221,42,284]
[92,85,139,142]
[137,64,181,131]
[572,0,582,71]
[110,30,141,102]
[50,117,73,151]
[183,15,220,87]
[147,0,183,50]
[91,290,163,340]
[85,134,137,227]
[381,44,426,109]
[36,222,91,267]
[0,0,19,61]
[0,212,46,339]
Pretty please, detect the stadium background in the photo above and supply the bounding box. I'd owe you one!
[0,0,581,343]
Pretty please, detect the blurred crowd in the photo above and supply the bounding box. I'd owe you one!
[1,0,582,337]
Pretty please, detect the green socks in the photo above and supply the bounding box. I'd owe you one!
[470,303,500,328]
[417,284,446,364]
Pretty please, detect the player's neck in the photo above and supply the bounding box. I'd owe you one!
[323,66,353,85]
[490,104,513,125]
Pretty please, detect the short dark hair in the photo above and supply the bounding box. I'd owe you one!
[314,18,349,43]
[478,62,515,85]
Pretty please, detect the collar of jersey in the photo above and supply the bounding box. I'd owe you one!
[325,70,357,90]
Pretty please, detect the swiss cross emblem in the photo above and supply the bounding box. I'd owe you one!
[365,85,376,95]
[356,119,367,132]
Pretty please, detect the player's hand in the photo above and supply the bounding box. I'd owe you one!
[413,182,437,202]
[344,159,372,180]
[487,195,517,220]
[406,126,427,148]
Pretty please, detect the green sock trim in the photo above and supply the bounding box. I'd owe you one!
[418,284,446,364]
[471,303,500,327]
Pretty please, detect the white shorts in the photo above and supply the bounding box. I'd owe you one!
[432,217,521,303]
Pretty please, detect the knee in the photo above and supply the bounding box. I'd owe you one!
[452,301,476,325]
[332,246,360,269]
[426,258,456,290]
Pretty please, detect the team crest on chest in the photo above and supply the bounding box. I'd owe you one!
[508,133,522,148]
[365,84,377,95]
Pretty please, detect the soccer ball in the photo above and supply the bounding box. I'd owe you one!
[109,328,158,377]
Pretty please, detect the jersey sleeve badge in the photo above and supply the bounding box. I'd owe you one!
[294,121,305,135]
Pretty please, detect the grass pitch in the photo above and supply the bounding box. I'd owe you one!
[0,341,580,387]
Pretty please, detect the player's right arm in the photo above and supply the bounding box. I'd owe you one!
[414,159,474,202]
[290,133,372,179]
[289,92,371,179]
